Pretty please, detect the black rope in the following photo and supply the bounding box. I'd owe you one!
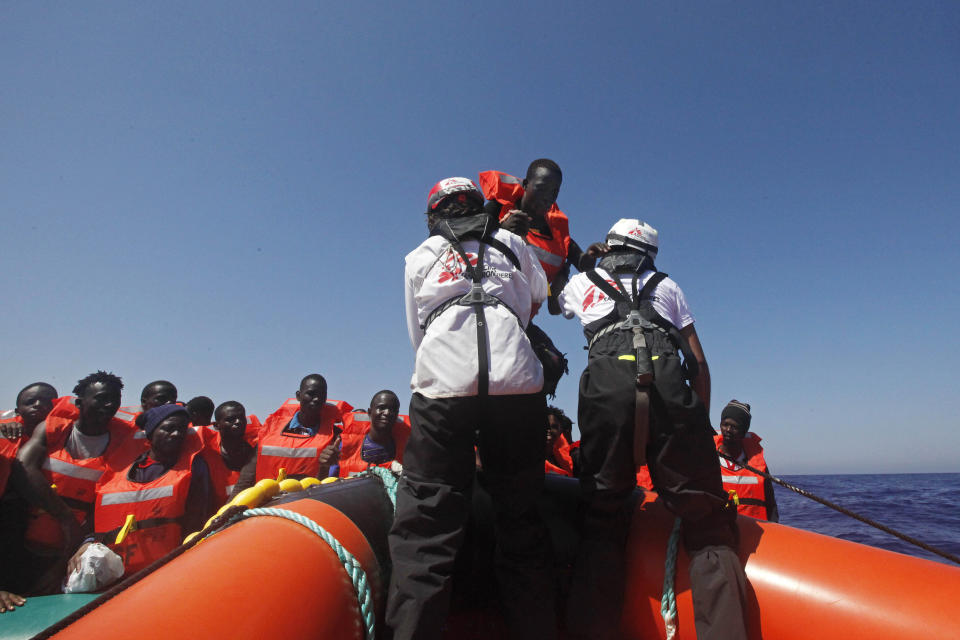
[29,504,249,640]
[718,452,960,566]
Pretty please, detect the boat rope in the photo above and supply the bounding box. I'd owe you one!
[366,465,399,511]
[659,517,682,640]
[717,451,960,566]
[28,504,248,640]
[231,507,377,640]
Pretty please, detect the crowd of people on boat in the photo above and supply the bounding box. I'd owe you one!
[0,158,778,640]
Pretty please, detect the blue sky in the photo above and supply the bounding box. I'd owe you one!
[1,1,957,474]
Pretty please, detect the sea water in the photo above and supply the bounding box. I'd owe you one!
[775,473,960,565]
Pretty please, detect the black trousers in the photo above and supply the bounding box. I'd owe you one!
[386,392,556,640]
[567,354,747,640]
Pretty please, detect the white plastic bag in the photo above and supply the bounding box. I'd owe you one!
[63,542,125,593]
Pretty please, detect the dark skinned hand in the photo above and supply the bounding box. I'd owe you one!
[0,422,23,439]
[317,435,341,466]
[501,209,531,238]
[0,591,25,613]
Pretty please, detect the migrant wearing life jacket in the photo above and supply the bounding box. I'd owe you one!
[582,266,701,469]
[545,433,574,477]
[0,434,17,498]
[128,409,209,448]
[94,433,205,574]
[24,397,140,552]
[202,418,260,507]
[0,411,24,496]
[255,398,352,482]
[337,410,411,477]
[477,170,572,283]
[714,432,771,520]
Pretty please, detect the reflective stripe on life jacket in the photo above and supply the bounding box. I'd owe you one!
[255,398,351,481]
[337,411,411,477]
[714,432,771,520]
[25,397,140,551]
[477,170,572,283]
[95,438,201,575]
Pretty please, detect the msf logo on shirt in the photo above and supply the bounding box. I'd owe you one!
[438,249,478,284]
[581,279,619,311]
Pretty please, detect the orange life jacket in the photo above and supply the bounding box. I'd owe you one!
[94,436,203,574]
[545,433,574,476]
[337,410,411,477]
[477,170,573,283]
[25,397,140,551]
[636,465,654,491]
[714,433,771,520]
[0,433,19,497]
[202,428,258,507]
[255,398,351,481]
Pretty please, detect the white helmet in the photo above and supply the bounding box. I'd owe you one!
[605,218,659,257]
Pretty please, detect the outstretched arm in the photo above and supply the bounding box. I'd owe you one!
[680,324,711,415]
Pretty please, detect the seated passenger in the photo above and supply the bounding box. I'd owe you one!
[186,396,215,428]
[254,374,351,482]
[0,382,59,441]
[544,406,574,477]
[203,401,258,505]
[15,372,140,558]
[85,404,212,575]
[716,400,778,522]
[338,390,410,477]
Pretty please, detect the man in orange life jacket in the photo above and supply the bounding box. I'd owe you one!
[254,374,344,482]
[338,390,410,477]
[74,404,213,576]
[0,383,60,593]
[186,396,215,428]
[479,159,606,396]
[545,406,574,477]
[1,383,59,441]
[15,372,139,592]
[203,401,258,504]
[717,400,778,522]
[140,380,178,413]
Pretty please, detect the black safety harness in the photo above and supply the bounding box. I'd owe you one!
[421,215,523,397]
[583,268,699,465]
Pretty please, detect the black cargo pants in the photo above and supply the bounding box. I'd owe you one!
[386,392,557,640]
[567,346,747,640]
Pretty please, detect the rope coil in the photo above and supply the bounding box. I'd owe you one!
[230,507,377,640]
[365,466,399,511]
[660,517,682,640]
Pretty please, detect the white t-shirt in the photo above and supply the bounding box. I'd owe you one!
[405,228,548,398]
[558,268,694,330]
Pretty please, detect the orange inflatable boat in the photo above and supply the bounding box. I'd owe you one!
[25,474,960,639]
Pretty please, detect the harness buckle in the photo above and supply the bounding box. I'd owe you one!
[458,283,498,307]
[621,310,644,330]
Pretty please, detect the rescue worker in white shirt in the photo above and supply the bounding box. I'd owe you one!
[558,219,747,640]
[387,177,556,640]
[717,400,778,522]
